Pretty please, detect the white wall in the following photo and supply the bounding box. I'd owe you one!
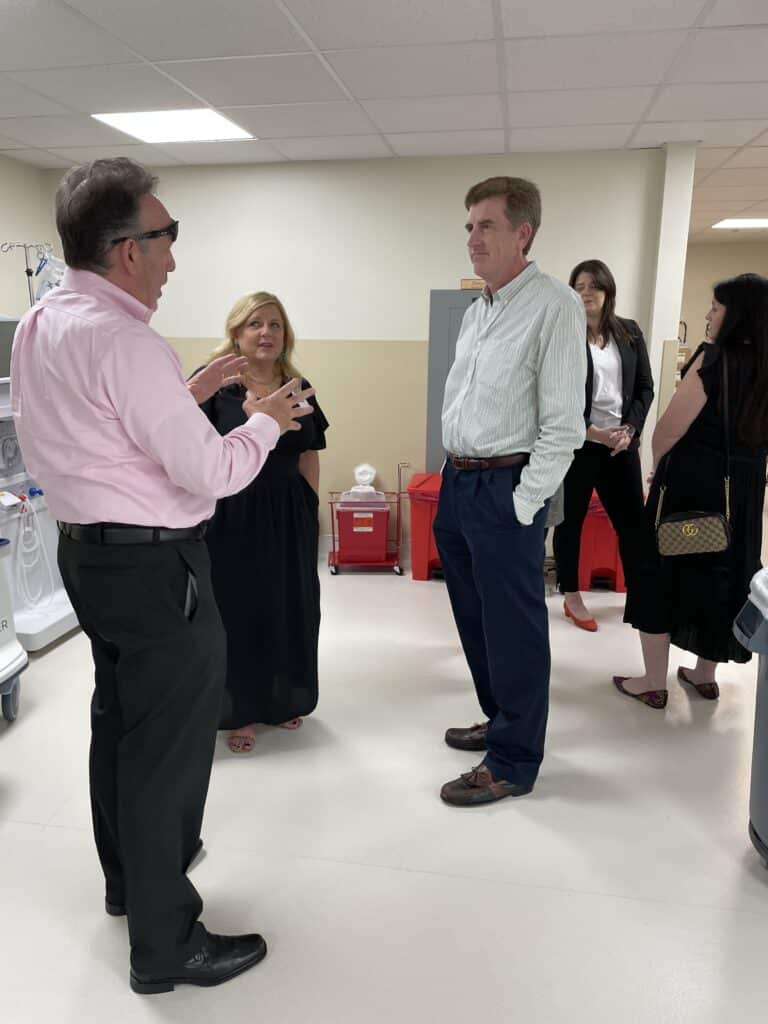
[0,155,57,319]
[681,241,768,348]
[42,149,665,342]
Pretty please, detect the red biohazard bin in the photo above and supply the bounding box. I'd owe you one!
[407,472,442,580]
[578,491,626,593]
[335,503,389,563]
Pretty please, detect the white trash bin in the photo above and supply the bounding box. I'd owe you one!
[0,536,29,722]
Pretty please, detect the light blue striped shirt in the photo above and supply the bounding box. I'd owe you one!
[442,261,587,525]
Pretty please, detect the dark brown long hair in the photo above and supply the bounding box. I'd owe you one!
[569,259,632,346]
[712,273,768,448]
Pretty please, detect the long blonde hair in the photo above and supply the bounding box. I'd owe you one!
[208,291,301,381]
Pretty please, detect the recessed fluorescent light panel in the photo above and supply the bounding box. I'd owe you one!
[92,109,253,144]
[712,218,768,229]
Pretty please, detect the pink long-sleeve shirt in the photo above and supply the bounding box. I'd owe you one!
[10,269,279,527]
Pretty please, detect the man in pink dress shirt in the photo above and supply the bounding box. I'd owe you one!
[11,158,313,995]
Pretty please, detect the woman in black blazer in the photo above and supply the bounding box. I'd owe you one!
[553,259,654,631]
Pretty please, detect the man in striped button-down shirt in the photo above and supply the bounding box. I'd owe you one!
[437,176,587,807]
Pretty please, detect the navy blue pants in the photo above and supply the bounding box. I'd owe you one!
[433,462,550,787]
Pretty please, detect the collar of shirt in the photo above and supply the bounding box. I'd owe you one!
[481,261,539,308]
[59,267,153,325]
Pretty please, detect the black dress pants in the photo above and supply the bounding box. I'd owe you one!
[553,441,645,594]
[58,533,226,972]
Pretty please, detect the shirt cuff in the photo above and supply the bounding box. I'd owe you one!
[512,491,538,526]
[245,411,281,447]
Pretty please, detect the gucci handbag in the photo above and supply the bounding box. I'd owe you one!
[655,350,731,558]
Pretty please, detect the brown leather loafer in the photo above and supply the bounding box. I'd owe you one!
[444,722,489,751]
[440,764,533,806]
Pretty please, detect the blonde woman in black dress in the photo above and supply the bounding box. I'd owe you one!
[190,293,328,751]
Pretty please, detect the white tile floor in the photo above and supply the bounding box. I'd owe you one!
[2,572,768,1022]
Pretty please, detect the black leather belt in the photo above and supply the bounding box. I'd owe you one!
[448,453,530,471]
[58,522,206,545]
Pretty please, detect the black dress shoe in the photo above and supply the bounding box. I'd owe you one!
[106,837,205,917]
[444,722,488,751]
[130,928,268,994]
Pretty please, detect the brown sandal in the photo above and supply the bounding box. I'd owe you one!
[677,667,719,701]
[613,676,668,710]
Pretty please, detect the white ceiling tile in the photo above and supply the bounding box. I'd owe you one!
[0,0,134,71]
[505,32,686,91]
[691,198,763,210]
[386,129,505,157]
[725,147,768,168]
[501,0,705,36]
[362,95,502,133]
[219,102,372,138]
[650,84,768,122]
[327,43,498,99]
[671,27,768,83]
[0,75,70,117]
[64,0,307,60]
[631,121,768,147]
[0,115,131,148]
[695,186,768,201]
[158,56,344,106]
[4,149,72,169]
[690,216,721,230]
[158,140,285,164]
[273,135,392,160]
[506,86,653,127]
[47,144,183,167]
[8,65,202,115]
[705,1,768,27]
[284,0,493,48]
[699,227,768,243]
[0,132,26,150]
[701,168,768,188]
[507,124,633,151]
[694,147,736,169]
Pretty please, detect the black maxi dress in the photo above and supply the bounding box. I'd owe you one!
[199,380,329,727]
[624,342,767,663]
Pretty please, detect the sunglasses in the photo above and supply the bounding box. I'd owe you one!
[111,219,179,246]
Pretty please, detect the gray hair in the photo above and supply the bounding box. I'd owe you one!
[55,158,158,273]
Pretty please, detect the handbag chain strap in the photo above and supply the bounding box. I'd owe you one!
[655,347,731,529]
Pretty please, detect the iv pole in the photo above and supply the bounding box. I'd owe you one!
[1,241,53,307]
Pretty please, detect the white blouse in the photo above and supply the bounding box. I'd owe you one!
[589,336,623,429]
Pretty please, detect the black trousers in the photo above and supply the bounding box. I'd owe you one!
[58,533,226,972]
[433,463,550,787]
[552,441,645,594]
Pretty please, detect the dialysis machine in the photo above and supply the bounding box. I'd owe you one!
[0,319,78,655]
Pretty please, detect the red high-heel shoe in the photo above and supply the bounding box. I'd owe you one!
[563,600,598,632]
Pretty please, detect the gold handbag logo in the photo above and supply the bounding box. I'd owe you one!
[681,523,699,538]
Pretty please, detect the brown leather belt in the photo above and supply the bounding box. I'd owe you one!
[448,453,530,471]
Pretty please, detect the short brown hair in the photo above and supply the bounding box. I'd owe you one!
[464,176,541,255]
[55,158,158,273]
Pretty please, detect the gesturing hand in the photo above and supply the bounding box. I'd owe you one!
[187,354,249,405]
[243,378,316,434]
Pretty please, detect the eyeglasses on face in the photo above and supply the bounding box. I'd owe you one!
[111,220,179,246]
